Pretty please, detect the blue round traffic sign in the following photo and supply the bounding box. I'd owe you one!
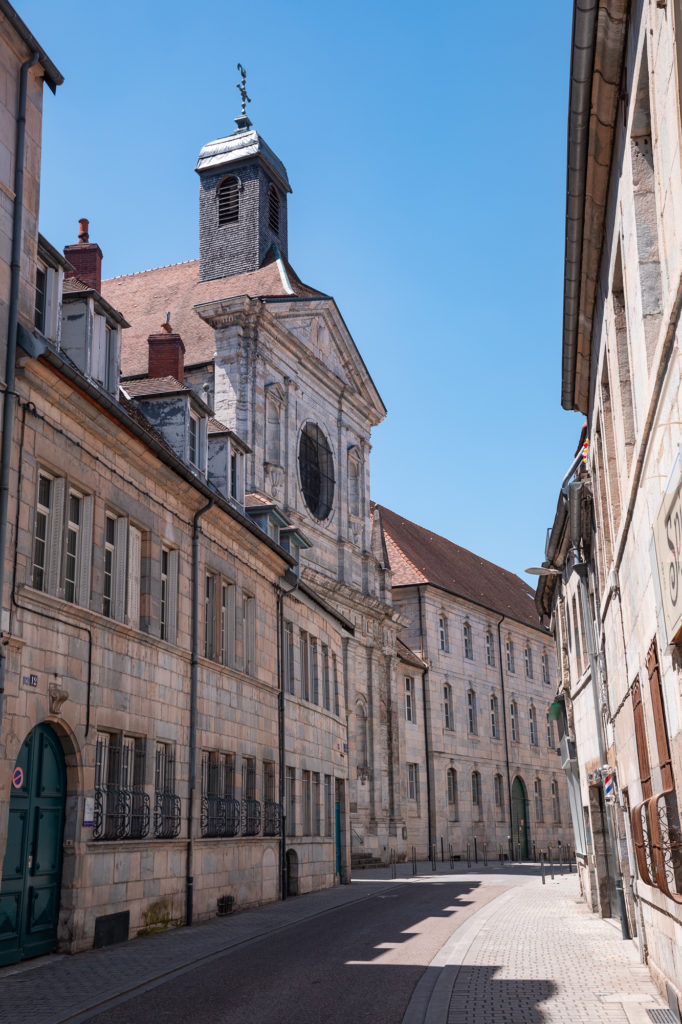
[12,766,23,789]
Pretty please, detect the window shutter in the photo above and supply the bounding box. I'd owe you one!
[166,549,179,645]
[632,676,652,799]
[113,516,128,622]
[127,525,142,628]
[77,494,94,607]
[647,639,673,790]
[44,268,56,339]
[47,477,66,595]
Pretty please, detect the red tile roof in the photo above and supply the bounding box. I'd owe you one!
[397,638,427,670]
[376,503,544,633]
[101,251,327,377]
[123,376,190,397]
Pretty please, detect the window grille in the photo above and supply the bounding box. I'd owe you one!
[154,744,181,838]
[218,176,239,225]
[94,734,149,840]
[263,760,280,836]
[201,752,239,837]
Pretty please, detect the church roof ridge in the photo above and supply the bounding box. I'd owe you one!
[105,258,199,283]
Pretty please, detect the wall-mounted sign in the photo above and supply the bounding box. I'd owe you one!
[654,463,682,644]
[12,767,23,788]
[83,796,94,828]
[22,674,38,688]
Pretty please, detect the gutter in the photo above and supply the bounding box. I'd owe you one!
[0,51,40,739]
[496,616,515,857]
[0,2,63,92]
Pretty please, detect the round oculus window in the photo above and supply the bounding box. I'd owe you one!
[298,422,335,520]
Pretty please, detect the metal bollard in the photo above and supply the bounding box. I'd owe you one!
[391,849,396,879]
[532,840,537,862]
[432,843,437,872]
[483,842,488,867]
[548,847,554,880]
[412,845,417,876]
[559,845,564,875]
[441,836,445,863]
[540,851,546,885]
[474,837,478,864]
[467,841,471,869]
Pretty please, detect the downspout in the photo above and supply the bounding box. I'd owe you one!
[0,52,39,737]
[417,585,434,857]
[496,617,514,855]
[186,495,214,927]
[277,571,299,900]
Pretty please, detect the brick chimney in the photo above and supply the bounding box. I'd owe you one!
[147,319,185,382]
[64,218,103,293]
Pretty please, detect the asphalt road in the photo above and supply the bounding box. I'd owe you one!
[86,878,507,1024]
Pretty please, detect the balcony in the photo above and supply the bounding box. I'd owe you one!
[201,796,241,838]
[632,789,682,902]
[94,787,150,840]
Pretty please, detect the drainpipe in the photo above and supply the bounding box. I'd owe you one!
[417,585,434,857]
[186,496,214,927]
[277,570,299,900]
[0,52,39,738]
[496,617,515,855]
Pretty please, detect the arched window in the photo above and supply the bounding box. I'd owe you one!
[265,396,281,465]
[471,771,482,819]
[529,705,538,746]
[486,630,495,667]
[217,176,239,225]
[463,622,473,660]
[356,701,368,768]
[490,694,499,739]
[447,768,458,818]
[510,700,519,742]
[551,779,561,822]
[534,778,544,821]
[268,184,280,234]
[467,689,477,735]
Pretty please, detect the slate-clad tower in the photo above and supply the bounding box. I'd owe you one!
[195,113,292,282]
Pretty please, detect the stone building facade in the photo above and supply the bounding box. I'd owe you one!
[536,0,682,1011]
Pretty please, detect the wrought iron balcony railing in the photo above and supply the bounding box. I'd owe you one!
[242,798,262,836]
[154,791,181,839]
[632,788,682,902]
[94,786,150,840]
[201,795,240,838]
[263,801,281,836]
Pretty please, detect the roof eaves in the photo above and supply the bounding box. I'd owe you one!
[0,0,64,92]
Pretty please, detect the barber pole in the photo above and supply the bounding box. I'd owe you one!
[603,771,615,801]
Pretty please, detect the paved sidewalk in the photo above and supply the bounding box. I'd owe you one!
[414,873,668,1024]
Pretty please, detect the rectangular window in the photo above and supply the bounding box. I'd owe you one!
[333,653,340,716]
[552,780,561,823]
[286,766,296,836]
[506,638,515,674]
[34,266,46,332]
[542,651,550,685]
[534,779,544,822]
[189,413,199,467]
[94,732,148,840]
[529,708,538,746]
[467,690,477,735]
[242,756,257,801]
[159,547,179,644]
[447,769,457,807]
[443,685,453,730]
[438,616,449,652]
[154,743,181,838]
[494,774,503,807]
[490,695,499,739]
[463,623,473,660]
[126,524,142,630]
[103,514,117,617]
[313,771,321,836]
[324,774,333,836]
[230,449,239,501]
[220,581,236,666]
[300,632,310,700]
[405,677,414,722]
[201,751,238,837]
[32,472,53,592]
[302,770,312,834]
[284,621,295,694]
[322,644,331,709]
[546,713,554,749]
[524,646,533,679]
[407,763,418,801]
[263,760,276,803]
[64,491,82,603]
[243,593,256,675]
[310,639,319,704]
[511,703,519,742]
[472,772,481,811]
[486,631,495,667]
[204,573,217,659]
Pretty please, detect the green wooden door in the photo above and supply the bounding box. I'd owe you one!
[511,776,529,860]
[0,724,66,966]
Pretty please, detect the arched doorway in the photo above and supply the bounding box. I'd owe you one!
[0,724,66,966]
[286,849,298,896]
[511,776,529,860]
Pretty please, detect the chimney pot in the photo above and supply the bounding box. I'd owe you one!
[78,218,89,243]
[148,329,186,383]
[64,218,103,293]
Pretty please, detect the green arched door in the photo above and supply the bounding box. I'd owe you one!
[0,724,66,966]
[511,776,529,860]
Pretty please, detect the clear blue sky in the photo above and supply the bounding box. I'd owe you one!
[22,0,581,585]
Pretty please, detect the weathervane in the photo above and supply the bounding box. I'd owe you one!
[236,64,251,117]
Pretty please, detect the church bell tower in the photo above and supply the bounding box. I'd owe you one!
[195,66,292,282]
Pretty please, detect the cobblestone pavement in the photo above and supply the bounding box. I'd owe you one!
[437,874,666,1024]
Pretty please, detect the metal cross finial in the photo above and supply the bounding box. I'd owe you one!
[236,64,251,117]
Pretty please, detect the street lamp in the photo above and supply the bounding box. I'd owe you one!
[525,566,562,576]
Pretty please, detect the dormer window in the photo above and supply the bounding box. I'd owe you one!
[218,176,239,225]
[189,412,199,467]
[230,449,239,500]
[268,184,280,234]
